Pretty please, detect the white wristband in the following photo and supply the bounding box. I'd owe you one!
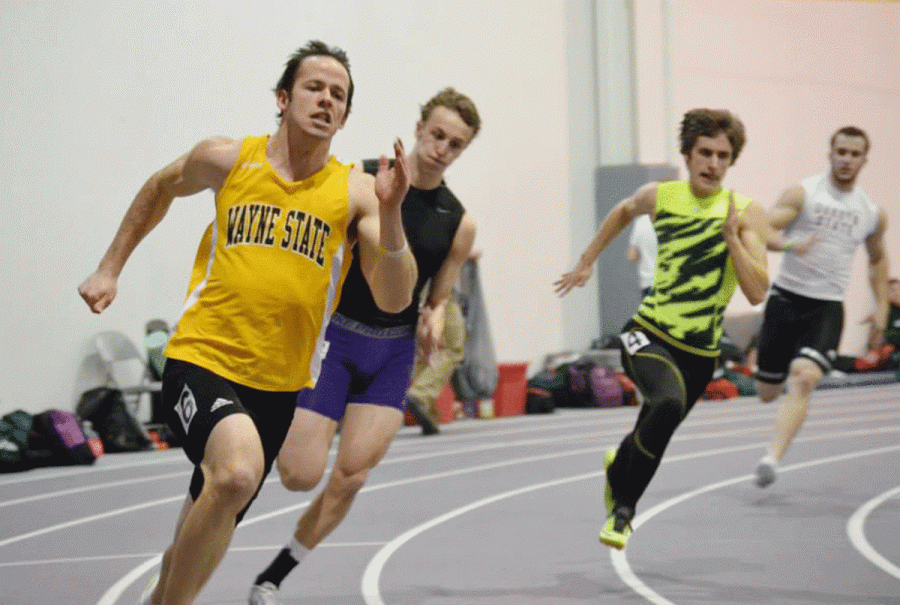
[378,242,409,258]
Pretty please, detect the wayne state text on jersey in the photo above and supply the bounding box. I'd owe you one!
[225,202,332,267]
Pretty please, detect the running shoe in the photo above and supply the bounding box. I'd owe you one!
[138,572,159,605]
[600,505,634,550]
[249,581,280,605]
[755,455,777,488]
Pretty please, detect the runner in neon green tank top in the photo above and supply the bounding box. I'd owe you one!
[555,109,770,550]
[635,180,752,357]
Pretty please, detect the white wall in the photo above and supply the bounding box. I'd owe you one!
[2,0,897,415]
[671,0,900,354]
[0,0,572,414]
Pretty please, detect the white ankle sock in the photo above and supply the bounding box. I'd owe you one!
[286,537,309,563]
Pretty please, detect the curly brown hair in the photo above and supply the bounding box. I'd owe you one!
[679,109,746,165]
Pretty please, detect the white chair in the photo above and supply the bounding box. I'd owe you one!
[93,330,162,421]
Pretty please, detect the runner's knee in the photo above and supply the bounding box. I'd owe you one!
[788,359,823,394]
[647,395,685,426]
[205,462,262,509]
[328,464,370,498]
[278,458,323,492]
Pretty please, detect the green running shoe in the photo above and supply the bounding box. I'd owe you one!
[600,504,634,550]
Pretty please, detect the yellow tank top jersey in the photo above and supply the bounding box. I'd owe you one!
[633,181,750,357]
[165,136,353,391]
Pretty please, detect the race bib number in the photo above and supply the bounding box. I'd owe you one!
[620,330,651,356]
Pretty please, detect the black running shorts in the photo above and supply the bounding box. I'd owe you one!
[755,286,844,384]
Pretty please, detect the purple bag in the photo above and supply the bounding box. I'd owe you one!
[30,409,97,466]
[589,365,623,408]
[567,362,594,407]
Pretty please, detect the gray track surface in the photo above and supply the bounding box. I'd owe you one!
[2,384,899,604]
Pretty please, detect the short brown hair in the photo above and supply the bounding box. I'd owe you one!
[830,125,869,154]
[420,88,481,138]
[680,108,746,164]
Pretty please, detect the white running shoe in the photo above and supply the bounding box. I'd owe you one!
[755,456,777,488]
[138,573,159,605]
[249,581,280,605]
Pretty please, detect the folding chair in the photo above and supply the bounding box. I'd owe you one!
[93,330,162,422]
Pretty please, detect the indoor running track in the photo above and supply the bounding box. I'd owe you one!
[2,383,899,605]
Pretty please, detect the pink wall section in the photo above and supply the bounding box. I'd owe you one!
[670,0,900,353]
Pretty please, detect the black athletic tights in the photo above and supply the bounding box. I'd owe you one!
[608,333,716,509]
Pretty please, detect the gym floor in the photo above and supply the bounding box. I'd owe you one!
[2,384,899,605]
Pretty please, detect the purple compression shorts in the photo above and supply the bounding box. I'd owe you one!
[297,313,416,421]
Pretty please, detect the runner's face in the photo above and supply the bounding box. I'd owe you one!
[412,106,474,176]
[278,55,350,139]
[685,133,733,198]
[829,134,867,186]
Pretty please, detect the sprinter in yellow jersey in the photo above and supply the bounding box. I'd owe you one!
[78,41,417,605]
[555,109,770,550]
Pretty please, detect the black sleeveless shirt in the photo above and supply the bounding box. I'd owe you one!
[334,159,465,328]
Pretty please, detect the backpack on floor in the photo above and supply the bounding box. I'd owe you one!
[0,410,35,472]
[29,409,98,466]
[704,376,739,400]
[77,387,153,453]
[589,364,623,408]
[525,365,570,413]
[524,384,556,414]
[567,360,597,407]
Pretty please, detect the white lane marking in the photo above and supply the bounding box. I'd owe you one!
[358,441,773,605]
[360,472,600,605]
[5,405,897,509]
[75,417,897,603]
[94,443,615,605]
[4,385,894,489]
[611,444,900,605]
[0,496,184,548]
[360,441,900,605]
[0,452,186,487]
[0,542,388,569]
[846,485,900,580]
[98,556,161,605]
[0,470,190,508]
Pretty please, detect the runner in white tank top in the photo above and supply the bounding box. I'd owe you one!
[753,126,889,488]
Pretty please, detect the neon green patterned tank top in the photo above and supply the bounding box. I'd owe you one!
[633,181,750,357]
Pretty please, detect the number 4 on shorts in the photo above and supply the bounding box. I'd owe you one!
[620,330,650,356]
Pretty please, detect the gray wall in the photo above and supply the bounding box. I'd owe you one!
[595,164,677,337]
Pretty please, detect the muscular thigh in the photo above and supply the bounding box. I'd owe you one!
[277,407,338,483]
[335,404,403,473]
